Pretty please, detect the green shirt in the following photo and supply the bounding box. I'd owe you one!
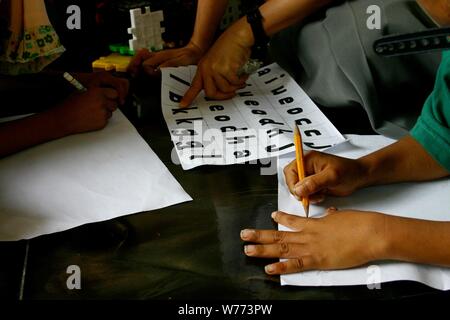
[411,50,450,172]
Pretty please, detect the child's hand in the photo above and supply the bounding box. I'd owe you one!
[284,151,369,204]
[53,87,119,135]
[128,42,205,77]
[75,72,129,105]
[241,208,388,274]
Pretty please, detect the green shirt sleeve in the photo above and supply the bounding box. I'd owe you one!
[411,50,450,173]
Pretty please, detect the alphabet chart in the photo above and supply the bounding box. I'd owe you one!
[161,63,345,170]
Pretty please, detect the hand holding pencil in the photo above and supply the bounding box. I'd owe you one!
[284,138,370,209]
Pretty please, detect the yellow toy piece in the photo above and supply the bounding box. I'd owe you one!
[92,53,133,73]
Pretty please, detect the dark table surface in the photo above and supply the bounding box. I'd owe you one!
[1,75,449,301]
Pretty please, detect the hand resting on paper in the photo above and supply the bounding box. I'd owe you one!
[242,136,450,274]
[241,208,387,274]
[241,209,450,275]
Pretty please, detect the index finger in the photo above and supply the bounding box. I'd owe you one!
[271,211,308,231]
[283,160,299,196]
[241,229,303,245]
[180,71,203,108]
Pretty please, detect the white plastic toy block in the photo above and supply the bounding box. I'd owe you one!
[128,6,165,52]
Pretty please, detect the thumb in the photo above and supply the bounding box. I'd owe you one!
[294,169,337,198]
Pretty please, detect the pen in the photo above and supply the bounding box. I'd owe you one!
[63,72,88,92]
[294,124,309,218]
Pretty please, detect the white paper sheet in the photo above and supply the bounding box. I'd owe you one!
[278,135,450,290]
[161,63,346,170]
[0,111,192,241]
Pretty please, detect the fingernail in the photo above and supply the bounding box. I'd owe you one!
[265,265,275,274]
[271,211,278,220]
[244,245,255,255]
[240,229,254,240]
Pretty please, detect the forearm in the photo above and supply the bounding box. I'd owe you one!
[226,0,335,48]
[0,111,67,157]
[191,0,230,52]
[379,214,450,267]
[358,135,449,187]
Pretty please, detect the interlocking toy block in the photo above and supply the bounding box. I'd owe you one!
[92,53,133,73]
[109,44,135,56]
[128,7,165,52]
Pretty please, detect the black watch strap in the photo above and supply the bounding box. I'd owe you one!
[246,7,270,59]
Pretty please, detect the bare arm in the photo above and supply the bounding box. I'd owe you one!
[0,112,67,157]
[383,215,450,267]
[359,135,449,186]
[191,0,230,53]
[181,0,335,106]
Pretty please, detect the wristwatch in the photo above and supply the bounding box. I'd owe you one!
[246,7,270,60]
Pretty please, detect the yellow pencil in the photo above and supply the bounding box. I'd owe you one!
[294,125,310,217]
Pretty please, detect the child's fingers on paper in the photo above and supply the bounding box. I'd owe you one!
[271,211,307,231]
[283,160,299,195]
[264,257,315,275]
[294,170,336,198]
[180,72,203,108]
[244,243,306,259]
[240,229,303,244]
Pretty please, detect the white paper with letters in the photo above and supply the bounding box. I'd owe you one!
[0,111,192,241]
[278,135,450,290]
[162,63,346,170]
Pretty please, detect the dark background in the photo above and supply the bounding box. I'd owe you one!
[0,0,449,301]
